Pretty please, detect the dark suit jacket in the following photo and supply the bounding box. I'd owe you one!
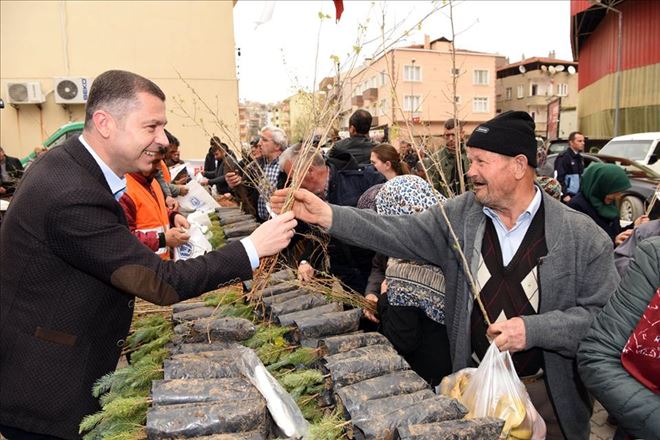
[0,137,253,439]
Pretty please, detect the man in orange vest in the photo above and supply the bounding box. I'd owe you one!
[118,147,189,259]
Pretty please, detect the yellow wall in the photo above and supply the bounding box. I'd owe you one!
[1,1,239,159]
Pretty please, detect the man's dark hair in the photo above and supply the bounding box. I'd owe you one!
[349,110,372,135]
[444,118,463,130]
[210,136,222,148]
[568,131,583,142]
[165,129,179,147]
[84,70,165,130]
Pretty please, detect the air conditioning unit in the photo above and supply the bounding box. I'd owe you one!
[6,81,45,104]
[53,77,93,104]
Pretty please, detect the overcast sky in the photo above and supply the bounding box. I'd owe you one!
[233,1,573,103]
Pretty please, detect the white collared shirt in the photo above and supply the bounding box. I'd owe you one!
[79,135,126,200]
[482,187,542,266]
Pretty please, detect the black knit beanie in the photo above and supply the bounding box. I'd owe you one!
[466,111,538,167]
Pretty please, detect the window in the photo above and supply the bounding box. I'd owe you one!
[379,99,388,116]
[380,70,387,87]
[473,97,489,113]
[404,65,421,82]
[505,87,512,100]
[530,83,539,96]
[557,83,568,96]
[403,95,421,112]
[473,69,489,85]
[517,85,524,98]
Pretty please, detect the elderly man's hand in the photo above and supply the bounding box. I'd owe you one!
[177,185,189,196]
[248,211,297,258]
[363,294,380,323]
[486,317,527,353]
[165,227,190,248]
[271,189,333,229]
[615,229,633,246]
[226,172,242,188]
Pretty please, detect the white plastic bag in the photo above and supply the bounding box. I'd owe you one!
[173,224,212,261]
[439,342,546,440]
[177,179,219,213]
[235,346,309,439]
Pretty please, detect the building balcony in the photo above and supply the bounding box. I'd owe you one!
[351,95,364,107]
[524,95,552,107]
[363,87,378,101]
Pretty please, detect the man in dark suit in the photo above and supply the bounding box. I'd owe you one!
[0,146,24,196]
[0,70,297,440]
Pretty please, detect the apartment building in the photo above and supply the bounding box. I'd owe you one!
[239,101,269,143]
[1,1,239,159]
[338,35,504,148]
[496,56,579,139]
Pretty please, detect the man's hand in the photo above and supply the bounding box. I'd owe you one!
[199,177,209,186]
[248,211,297,258]
[166,196,179,211]
[173,213,190,230]
[270,189,333,229]
[363,293,380,323]
[562,195,572,203]
[486,317,527,353]
[634,214,649,228]
[615,229,633,246]
[177,185,189,196]
[165,227,190,248]
[0,187,6,194]
[226,172,242,188]
[297,261,314,282]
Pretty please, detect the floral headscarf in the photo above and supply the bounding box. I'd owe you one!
[375,175,445,216]
[375,175,447,324]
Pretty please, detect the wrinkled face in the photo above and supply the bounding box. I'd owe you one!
[108,92,168,174]
[259,130,279,160]
[399,141,410,154]
[466,147,518,210]
[370,152,391,176]
[570,134,585,152]
[299,165,326,196]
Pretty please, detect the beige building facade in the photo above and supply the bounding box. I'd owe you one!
[496,57,579,139]
[339,36,504,149]
[1,1,239,160]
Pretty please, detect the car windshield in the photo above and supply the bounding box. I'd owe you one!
[596,156,660,179]
[600,140,653,161]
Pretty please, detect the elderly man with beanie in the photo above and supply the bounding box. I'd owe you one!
[271,110,617,440]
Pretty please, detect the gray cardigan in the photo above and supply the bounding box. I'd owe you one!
[329,189,618,440]
[578,237,660,440]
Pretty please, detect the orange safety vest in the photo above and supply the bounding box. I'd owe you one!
[160,160,172,183]
[125,174,171,260]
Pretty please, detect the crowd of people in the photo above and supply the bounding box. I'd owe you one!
[0,69,658,440]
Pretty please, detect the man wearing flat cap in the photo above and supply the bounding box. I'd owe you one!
[271,111,617,440]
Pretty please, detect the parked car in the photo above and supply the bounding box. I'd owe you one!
[539,153,660,221]
[599,132,660,174]
[19,121,84,166]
